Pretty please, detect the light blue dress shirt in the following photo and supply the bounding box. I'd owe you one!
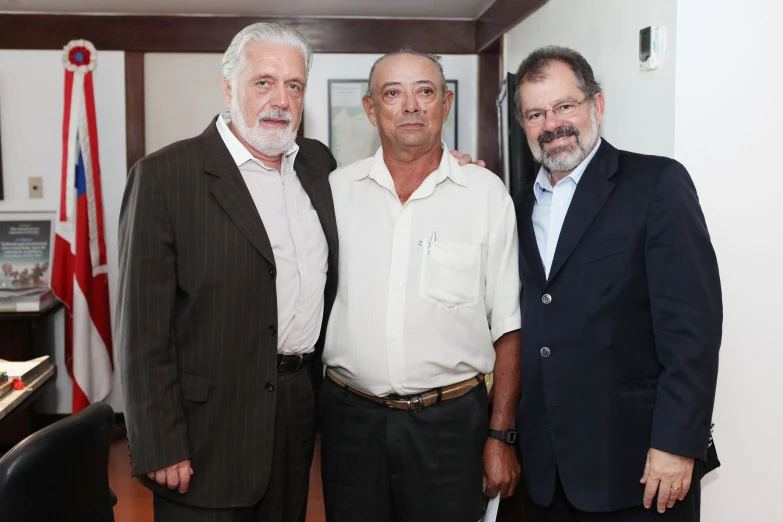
[532,139,602,278]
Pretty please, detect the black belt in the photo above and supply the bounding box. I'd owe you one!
[277,353,314,372]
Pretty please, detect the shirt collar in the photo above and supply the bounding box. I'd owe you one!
[533,138,602,203]
[216,112,299,171]
[354,141,468,189]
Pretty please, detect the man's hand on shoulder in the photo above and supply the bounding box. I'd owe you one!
[148,459,194,494]
[640,448,695,513]
[450,149,486,168]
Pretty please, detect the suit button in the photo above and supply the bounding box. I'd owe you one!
[268,325,277,335]
[265,382,275,392]
[540,347,551,358]
[269,268,275,278]
[542,294,552,304]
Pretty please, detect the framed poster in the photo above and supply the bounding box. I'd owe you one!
[0,212,56,290]
[328,79,458,168]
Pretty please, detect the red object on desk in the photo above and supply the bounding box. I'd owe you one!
[11,379,24,391]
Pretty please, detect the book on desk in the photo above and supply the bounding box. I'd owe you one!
[0,288,57,313]
[0,355,50,387]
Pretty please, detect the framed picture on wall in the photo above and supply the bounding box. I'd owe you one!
[0,212,56,290]
[328,79,458,168]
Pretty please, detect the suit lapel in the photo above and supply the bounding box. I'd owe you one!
[295,144,339,261]
[201,119,276,267]
[546,141,618,285]
[519,191,547,291]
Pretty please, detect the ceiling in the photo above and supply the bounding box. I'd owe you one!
[0,0,497,20]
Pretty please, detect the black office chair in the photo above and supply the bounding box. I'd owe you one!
[0,401,117,522]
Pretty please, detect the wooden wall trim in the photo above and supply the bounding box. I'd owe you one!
[478,52,501,175]
[0,14,474,54]
[124,52,145,172]
[476,0,548,53]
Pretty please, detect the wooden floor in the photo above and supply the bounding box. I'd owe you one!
[108,438,326,522]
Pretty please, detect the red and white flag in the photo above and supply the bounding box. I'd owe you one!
[52,40,113,413]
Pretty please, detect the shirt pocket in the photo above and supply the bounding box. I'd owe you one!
[419,240,481,310]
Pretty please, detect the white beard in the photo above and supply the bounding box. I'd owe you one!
[230,97,298,157]
[531,106,599,173]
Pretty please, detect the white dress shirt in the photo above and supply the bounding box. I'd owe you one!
[324,144,521,397]
[216,113,328,354]
[532,139,602,278]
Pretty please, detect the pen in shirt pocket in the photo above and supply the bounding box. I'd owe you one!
[418,231,437,255]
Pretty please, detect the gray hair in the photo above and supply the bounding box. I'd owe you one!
[366,48,448,100]
[514,45,602,119]
[221,23,313,87]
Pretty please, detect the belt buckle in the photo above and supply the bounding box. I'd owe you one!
[294,354,303,371]
[406,395,424,412]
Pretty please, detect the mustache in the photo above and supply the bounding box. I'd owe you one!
[397,116,428,125]
[257,109,292,123]
[538,125,579,149]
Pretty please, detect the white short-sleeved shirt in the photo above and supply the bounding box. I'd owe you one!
[324,144,521,397]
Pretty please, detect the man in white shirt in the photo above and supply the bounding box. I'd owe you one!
[320,49,522,522]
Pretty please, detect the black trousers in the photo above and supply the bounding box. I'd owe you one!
[153,367,316,522]
[530,464,702,522]
[319,376,488,522]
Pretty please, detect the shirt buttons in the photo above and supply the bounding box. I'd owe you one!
[400,229,407,235]
[540,347,551,358]
[396,282,402,288]
[392,335,401,341]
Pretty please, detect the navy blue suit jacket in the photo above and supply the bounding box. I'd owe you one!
[515,140,722,512]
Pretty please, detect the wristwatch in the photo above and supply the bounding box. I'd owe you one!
[488,428,517,445]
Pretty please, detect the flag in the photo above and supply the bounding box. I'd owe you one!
[51,40,113,413]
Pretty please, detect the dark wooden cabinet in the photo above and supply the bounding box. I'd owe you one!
[0,302,61,448]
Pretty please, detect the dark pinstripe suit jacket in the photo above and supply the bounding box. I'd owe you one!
[116,117,339,508]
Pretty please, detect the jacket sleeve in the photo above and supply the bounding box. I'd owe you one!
[116,158,189,476]
[645,160,722,460]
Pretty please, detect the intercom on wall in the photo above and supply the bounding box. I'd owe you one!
[639,26,659,71]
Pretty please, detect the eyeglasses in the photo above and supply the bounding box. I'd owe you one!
[521,96,592,127]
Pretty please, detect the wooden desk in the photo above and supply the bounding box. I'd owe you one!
[0,301,62,360]
[0,303,62,448]
[0,364,57,424]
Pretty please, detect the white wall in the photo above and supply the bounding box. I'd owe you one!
[674,0,783,519]
[144,53,224,155]
[145,53,479,159]
[504,0,678,157]
[0,50,127,414]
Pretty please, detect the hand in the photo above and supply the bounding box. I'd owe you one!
[147,459,193,494]
[450,149,486,168]
[640,448,694,513]
[482,438,521,498]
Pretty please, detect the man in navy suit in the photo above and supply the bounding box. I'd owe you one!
[512,46,722,521]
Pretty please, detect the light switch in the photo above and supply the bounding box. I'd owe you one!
[28,177,43,199]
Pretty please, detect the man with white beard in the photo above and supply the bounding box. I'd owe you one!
[116,23,338,522]
[511,46,722,522]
